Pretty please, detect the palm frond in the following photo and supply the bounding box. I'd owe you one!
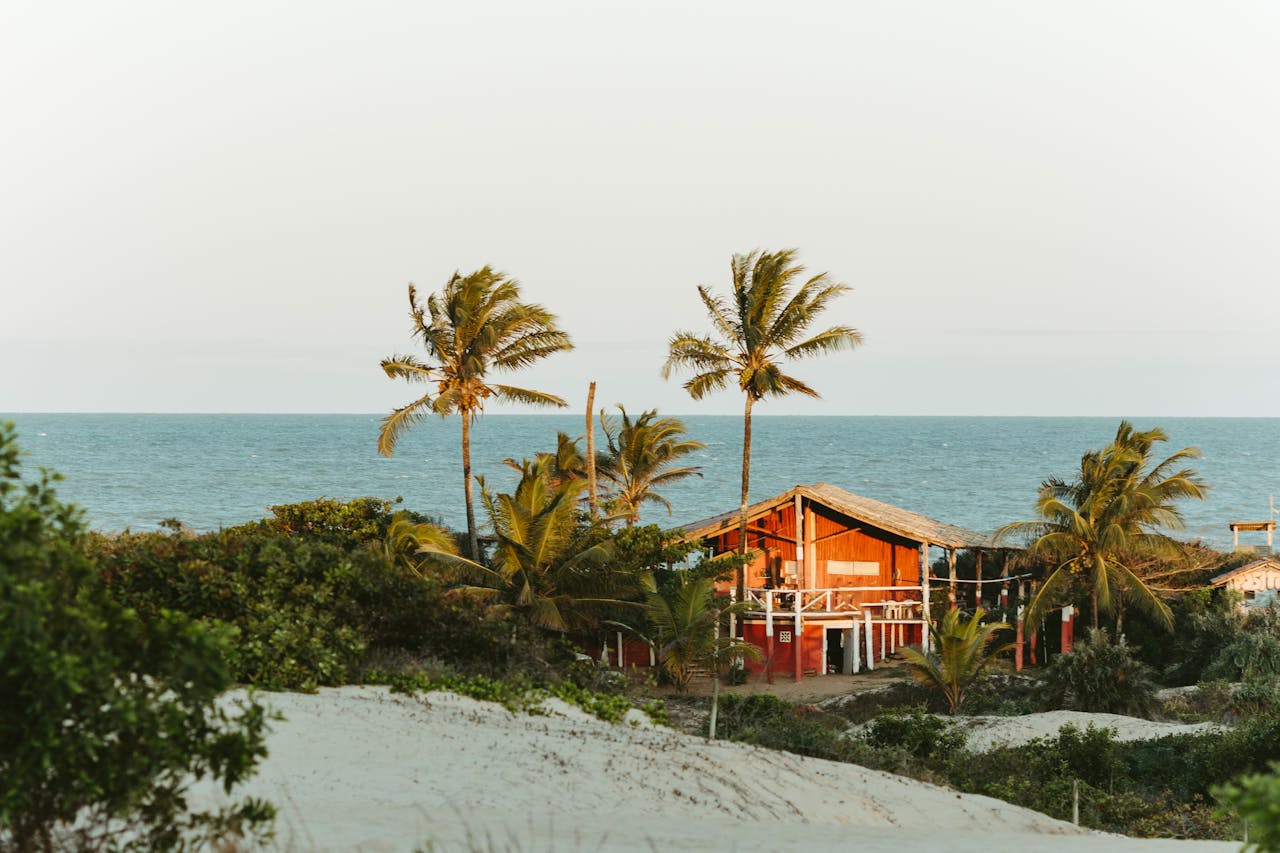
[377,394,436,456]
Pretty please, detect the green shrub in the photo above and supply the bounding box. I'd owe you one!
[1233,680,1280,718]
[1156,589,1248,684]
[1207,631,1280,683]
[1215,762,1280,852]
[709,695,852,760]
[1039,629,1159,716]
[93,510,542,690]
[864,705,967,761]
[0,423,272,851]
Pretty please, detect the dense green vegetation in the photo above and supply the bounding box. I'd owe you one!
[0,424,272,851]
[710,693,1280,839]
[9,369,1280,845]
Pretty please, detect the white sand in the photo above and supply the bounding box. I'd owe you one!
[197,686,1234,852]
[952,710,1221,752]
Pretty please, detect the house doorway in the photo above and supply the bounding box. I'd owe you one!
[825,628,844,674]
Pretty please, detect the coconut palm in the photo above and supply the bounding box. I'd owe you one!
[596,406,705,526]
[417,457,630,632]
[998,421,1207,634]
[378,268,573,560]
[662,249,862,617]
[901,607,1013,715]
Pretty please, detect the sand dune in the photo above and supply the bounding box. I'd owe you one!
[196,686,1234,852]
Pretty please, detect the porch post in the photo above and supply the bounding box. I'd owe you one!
[794,590,803,683]
[974,551,984,610]
[765,590,775,684]
[919,542,931,654]
[863,609,875,671]
[1014,579,1024,671]
[947,549,957,610]
[793,493,805,682]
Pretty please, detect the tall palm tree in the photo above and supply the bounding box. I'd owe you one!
[597,406,705,526]
[662,249,862,617]
[378,268,573,560]
[998,420,1207,634]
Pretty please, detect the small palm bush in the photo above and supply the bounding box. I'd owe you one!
[641,571,758,691]
[901,607,1013,715]
[1039,628,1159,716]
[1206,631,1280,683]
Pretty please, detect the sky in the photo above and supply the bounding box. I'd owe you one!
[3,1,1278,416]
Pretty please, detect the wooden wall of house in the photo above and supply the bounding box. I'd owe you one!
[742,619,822,677]
[707,500,920,598]
[712,503,799,590]
[809,505,920,594]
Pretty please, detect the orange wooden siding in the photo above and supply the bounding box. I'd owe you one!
[710,502,920,601]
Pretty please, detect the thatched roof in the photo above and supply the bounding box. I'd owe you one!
[673,483,1005,550]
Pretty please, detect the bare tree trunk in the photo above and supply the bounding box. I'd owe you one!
[585,381,598,521]
[462,415,479,561]
[1091,592,1099,631]
[737,395,754,638]
[709,663,721,740]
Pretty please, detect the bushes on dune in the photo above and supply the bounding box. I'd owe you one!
[91,500,543,691]
[0,423,272,851]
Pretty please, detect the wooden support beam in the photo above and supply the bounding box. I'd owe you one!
[947,549,957,610]
[810,526,863,546]
[920,542,931,654]
[974,551,984,610]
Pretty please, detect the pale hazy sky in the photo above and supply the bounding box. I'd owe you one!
[3,2,1278,416]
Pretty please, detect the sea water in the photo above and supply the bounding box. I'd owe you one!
[3,414,1278,549]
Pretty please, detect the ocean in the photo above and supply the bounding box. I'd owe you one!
[2,414,1277,550]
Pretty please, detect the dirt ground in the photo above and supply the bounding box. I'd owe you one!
[676,657,917,703]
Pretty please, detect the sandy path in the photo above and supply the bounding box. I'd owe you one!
[195,687,1235,852]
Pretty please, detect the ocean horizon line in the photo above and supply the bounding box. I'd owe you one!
[4,411,1278,420]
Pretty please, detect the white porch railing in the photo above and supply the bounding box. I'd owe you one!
[744,586,928,673]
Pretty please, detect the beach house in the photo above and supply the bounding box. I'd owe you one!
[674,484,1013,681]
[1210,558,1280,609]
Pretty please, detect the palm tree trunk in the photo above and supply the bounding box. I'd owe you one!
[737,395,754,637]
[462,414,479,561]
[586,381,598,521]
[1091,592,1099,630]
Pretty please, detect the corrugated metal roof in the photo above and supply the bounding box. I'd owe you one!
[1211,558,1280,586]
[673,483,1005,550]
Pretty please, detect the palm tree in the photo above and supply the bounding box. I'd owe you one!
[417,457,630,632]
[901,607,1013,715]
[638,570,759,692]
[375,511,459,575]
[597,406,705,526]
[504,431,587,488]
[378,268,573,560]
[662,249,862,617]
[998,420,1207,634]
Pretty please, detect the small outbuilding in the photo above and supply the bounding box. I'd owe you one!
[1211,558,1280,609]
